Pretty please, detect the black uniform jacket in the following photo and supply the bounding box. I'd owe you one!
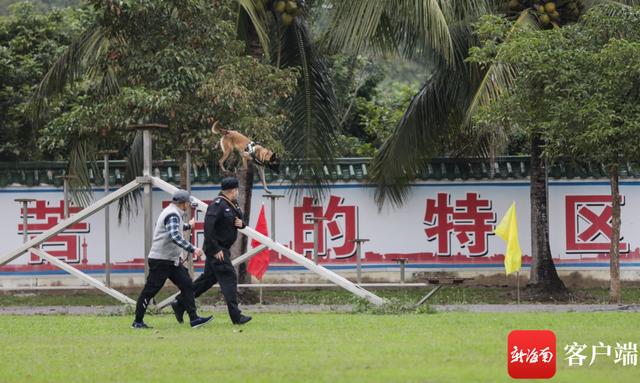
[203,195,245,257]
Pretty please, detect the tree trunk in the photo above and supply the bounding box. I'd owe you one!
[608,164,621,304]
[528,133,566,292]
[231,164,254,284]
[229,10,266,285]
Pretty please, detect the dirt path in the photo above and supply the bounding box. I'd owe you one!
[1,304,639,315]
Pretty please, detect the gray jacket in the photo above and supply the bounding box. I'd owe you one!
[148,204,186,262]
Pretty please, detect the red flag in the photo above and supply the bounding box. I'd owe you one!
[248,204,270,280]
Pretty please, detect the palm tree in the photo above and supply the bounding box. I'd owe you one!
[324,0,640,293]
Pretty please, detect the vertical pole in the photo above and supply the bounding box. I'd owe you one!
[349,239,368,284]
[400,260,406,284]
[313,219,319,265]
[104,153,111,287]
[185,150,194,277]
[143,129,153,279]
[63,177,70,219]
[21,201,29,243]
[270,197,276,241]
[15,199,35,244]
[355,241,362,284]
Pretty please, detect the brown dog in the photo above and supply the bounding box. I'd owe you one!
[210,119,280,193]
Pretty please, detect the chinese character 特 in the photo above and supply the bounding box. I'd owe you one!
[424,193,495,256]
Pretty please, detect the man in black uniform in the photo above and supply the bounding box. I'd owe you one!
[171,177,252,325]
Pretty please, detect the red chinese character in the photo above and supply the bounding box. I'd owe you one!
[293,196,357,259]
[324,196,357,258]
[18,200,89,264]
[565,195,629,253]
[424,193,495,256]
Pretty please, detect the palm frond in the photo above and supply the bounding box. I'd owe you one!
[237,0,272,59]
[437,0,497,22]
[280,18,339,201]
[586,0,640,8]
[464,10,538,127]
[323,0,453,63]
[67,140,95,208]
[369,24,483,208]
[31,25,114,121]
[583,0,640,19]
[117,131,143,223]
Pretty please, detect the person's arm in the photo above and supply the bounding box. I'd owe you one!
[164,214,196,253]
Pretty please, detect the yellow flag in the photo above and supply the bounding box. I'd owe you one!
[494,202,522,275]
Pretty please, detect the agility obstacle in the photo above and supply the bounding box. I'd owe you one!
[0,126,385,306]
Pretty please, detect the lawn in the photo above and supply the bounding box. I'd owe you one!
[0,312,637,383]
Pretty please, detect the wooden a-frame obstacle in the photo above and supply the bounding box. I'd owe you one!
[0,127,385,307]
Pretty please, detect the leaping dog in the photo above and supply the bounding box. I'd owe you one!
[209,118,280,193]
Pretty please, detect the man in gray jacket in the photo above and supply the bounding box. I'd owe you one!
[132,190,213,329]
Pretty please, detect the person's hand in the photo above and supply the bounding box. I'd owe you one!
[193,248,203,260]
[234,217,244,228]
[188,218,196,228]
[214,250,224,261]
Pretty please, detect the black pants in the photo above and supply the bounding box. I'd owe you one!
[135,259,197,323]
[175,249,242,323]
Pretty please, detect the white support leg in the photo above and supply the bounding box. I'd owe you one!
[30,247,136,305]
[152,177,386,306]
[155,244,268,310]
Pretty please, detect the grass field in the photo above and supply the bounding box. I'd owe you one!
[0,312,638,383]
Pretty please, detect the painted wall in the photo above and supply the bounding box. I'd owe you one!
[1,179,639,285]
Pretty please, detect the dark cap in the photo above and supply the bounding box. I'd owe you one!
[172,189,191,203]
[221,177,239,191]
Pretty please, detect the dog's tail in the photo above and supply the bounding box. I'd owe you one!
[210,119,228,135]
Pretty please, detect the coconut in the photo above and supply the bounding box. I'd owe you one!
[285,1,298,13]
[544,2,556,13]
[281,12,294,26]
[274,0,286,13]
[539,14,551,25]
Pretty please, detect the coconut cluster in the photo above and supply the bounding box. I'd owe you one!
[271,0,302,27]
[508,0,585,27]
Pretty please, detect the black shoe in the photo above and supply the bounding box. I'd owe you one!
[131,321,152,329]
[190,316,214,329]
[171,300,185,324]
[234,315,252,325]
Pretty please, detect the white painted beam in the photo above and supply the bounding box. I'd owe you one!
[30,247,136,305]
